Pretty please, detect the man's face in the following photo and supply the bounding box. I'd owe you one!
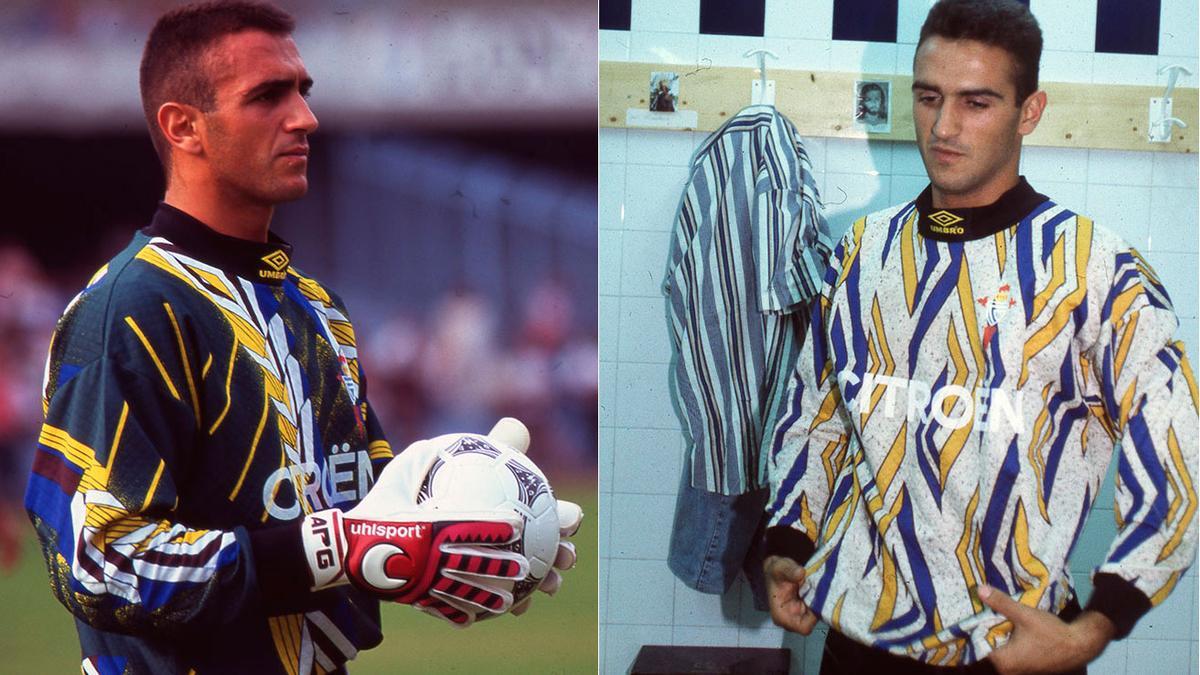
[864,89,882,114]
[912,36,1041,208]
[200,30,318,206]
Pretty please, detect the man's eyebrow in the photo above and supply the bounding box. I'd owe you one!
[956,87,1005,100]
[243,76,314,100]
[911,81,1005,100]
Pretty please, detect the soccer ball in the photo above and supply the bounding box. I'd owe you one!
[415,434,559,608]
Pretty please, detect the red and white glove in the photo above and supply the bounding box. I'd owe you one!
[413,418,585,626]
[300,429,529,615]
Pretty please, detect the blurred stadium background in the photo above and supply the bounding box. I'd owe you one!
[0,1,598,672]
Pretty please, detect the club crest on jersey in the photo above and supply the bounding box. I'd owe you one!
[337,354,360,401]
[977,284,1017,348]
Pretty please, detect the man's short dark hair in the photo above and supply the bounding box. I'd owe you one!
[139,0,295,172]
[917,0,1043,105]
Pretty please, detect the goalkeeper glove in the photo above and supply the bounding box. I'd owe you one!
[299,427,529,615]
[414,418,584,626]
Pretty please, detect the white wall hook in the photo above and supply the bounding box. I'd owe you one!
[1158,64,1193,100]
[743,49,778,106]
[1149,64,1193,143]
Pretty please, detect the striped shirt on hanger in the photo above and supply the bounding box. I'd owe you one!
[665,104,834,495]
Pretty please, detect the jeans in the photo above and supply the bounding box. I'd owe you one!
[667,455,771,611]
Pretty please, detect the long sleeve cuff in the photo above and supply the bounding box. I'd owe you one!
[1083,572,1153,639]
[764,526,817,565]
[246,521,317,612]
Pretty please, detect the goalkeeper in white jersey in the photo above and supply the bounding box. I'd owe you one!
[764,1,1198,673]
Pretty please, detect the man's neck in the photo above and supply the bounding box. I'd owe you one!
[163,184,274,243]
[931,175,1021,210]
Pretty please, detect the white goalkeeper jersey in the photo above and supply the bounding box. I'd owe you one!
[765,179,1198,666]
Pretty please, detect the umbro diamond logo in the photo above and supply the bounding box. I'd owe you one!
[261,250,290,271]
[259,250,290,280]
[928,210,964,227]
[927,210,966,235]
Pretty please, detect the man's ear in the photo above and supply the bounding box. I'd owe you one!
[157,102,206,157]
[1018,90,1047,137]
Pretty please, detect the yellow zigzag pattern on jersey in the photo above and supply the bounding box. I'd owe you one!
[1150,570,1183,606]
[1159,426,1197,562]
[290,269,378,458]
[268,610,352,675]
[939,316,973,487]
[135,247,270,363]
[869,457,907,632]
[135,244,308,516]
[860,295,896,428]
[296,274,359,352]
[1019,217,1093,388]
[955,487,985,615]
[899,211,919,315]
[292,272,362,391]
[269,613,306,675]
[796,492,819,543]
[993,230,1007,275]
[917,607,947,663]
[40,425,130,535]
[938,254,988,487]
[38,420,202,555]
[870,227,993,485]
[40,408,160,533]
[367,440,392,462]
[812,373,842,433]
[1026,382,1057,523]
[1011,499,1050,608]
[806,450,863,574]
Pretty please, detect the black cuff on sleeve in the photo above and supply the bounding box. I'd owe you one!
[763,525,816,565]
[247,521,315,613]
[1083,572,1153,639]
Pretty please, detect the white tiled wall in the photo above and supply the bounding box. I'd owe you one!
[599,1,1200,673]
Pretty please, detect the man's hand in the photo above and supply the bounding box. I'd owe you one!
[979,584,1115,674]
[300,424,538,618]
[765,555,818,634]
[303,508,527,610]
[414,418,585,626]
[510,499,583,614]
[416,498,583,625]
[476,417,583,616]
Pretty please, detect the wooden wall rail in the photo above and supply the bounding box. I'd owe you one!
[600,61,1198,154]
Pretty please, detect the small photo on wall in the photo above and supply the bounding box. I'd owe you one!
[854,79,891,133]
[650,72,679,112]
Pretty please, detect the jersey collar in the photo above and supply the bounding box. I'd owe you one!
[143,203,293,285]
[915,177,1048,242]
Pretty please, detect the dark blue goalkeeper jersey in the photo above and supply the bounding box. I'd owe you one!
[25,203,395,674]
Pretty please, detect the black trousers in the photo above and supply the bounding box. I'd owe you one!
[819,597,1087,675]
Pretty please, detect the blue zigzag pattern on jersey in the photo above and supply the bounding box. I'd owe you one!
[980,438,1020,593]
[1110,412,1170,562]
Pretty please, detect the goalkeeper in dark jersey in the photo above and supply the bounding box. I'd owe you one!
[23,2,580,673]
[764,1,1196,674]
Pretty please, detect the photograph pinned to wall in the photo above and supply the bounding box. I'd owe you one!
[854,79,892,133]
[650,71,679,112]
[627,70,697,129]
